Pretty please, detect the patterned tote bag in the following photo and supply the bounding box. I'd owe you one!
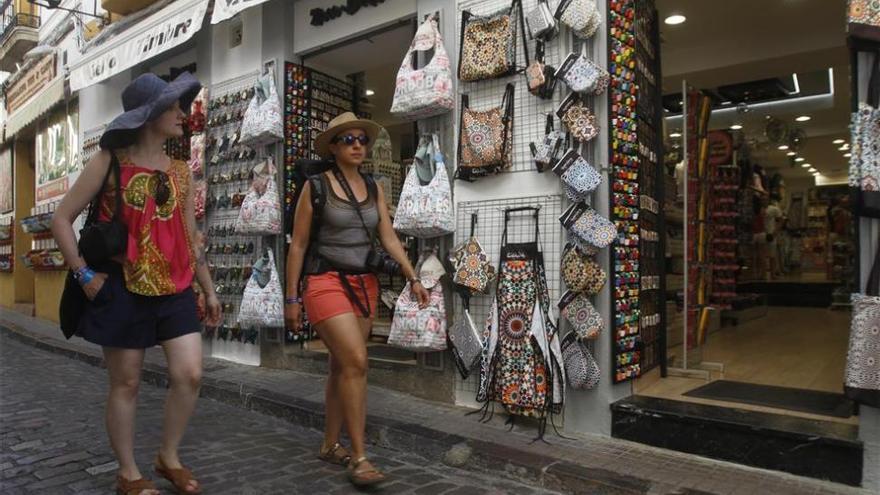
[556,47,609,95]
[560,202,617,249]
[393,134,455,238]
[240,72,284,146]
[235,159,282,235]
[457,83,515,181]
[557,92,599,142]
[850,55,880,218]
[238,249,284,328]
[448,294,484,379]
[559,290,603,340]
[561,331,600,390]
[388,254,448,352]
[450,213,497,294]
[458,0,528,82]
[560,243,605,294]
[845,246,880,407]
[556,0,602,39]
[390,15,454,121]
[553,149,602,202]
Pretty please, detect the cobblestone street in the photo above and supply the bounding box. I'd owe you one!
[0,333,558,494]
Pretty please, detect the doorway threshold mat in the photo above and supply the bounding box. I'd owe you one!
[683,380,855,418]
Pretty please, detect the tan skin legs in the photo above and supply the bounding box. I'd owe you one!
[316,313,376,472]
[102,333,201,495]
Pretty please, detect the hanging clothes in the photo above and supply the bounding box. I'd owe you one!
[477,208,565,419]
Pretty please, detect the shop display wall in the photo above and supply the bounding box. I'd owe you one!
[710,160,739,309]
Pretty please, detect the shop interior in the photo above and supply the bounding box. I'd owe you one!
[634,0,858,426]
[289,19,422,364]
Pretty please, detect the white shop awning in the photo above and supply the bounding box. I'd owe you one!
[69,0,209,92]
[5,76,65,137]
[211,0,272,24]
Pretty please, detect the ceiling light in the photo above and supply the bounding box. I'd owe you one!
[664,14,686,25]
[839,145,849,151]
[669,132,682,138]
[787,152,797,157]
[795,115,811,122]
[795,157,805,162]
[809,168,817,173]
[730,124,743,130]
[844,152,852,158]
[801,163,810,168]
[813,172,820,177]
[365,89,375,96]
[778,145,789,150]
[833,139,845,144]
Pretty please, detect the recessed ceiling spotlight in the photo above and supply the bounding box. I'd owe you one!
[833,139,845,144]
[670,132,682,138]
[787,152,797,157]
[365,89,375,96]
[844,152,852,158]
[730,124,743,130]
[795,115,811,122]
[801,163,810,168]
[809,167,817,173]
[813,172,820,177]
[795,157,805,162]
[664,14,686,25]
[839,145,849,151]
[778,145,789,150]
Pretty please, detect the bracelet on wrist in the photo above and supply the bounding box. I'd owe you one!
[75,266,96,285]
[284,296,302,305]
[408,277,422,286]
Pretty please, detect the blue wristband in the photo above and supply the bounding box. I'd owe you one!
[77,267,96,285]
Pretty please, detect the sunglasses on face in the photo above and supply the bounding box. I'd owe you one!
[155,171,171,206]
[331,134,370,146]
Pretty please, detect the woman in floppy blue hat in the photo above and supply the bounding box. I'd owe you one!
[51,72,219,495]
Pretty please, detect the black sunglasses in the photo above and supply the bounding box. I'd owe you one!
[331,134,370,146]
[154,171,171,206]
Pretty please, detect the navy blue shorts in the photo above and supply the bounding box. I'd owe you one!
[77,262,201,349]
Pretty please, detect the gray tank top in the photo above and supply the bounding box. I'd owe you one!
[310,174,379,273]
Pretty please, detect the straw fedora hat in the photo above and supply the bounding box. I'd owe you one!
[314,112,381,159]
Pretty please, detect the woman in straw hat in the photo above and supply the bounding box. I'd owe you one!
[51,72,219,495]
[285,112,430,487]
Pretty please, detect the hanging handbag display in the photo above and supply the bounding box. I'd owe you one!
[238,248,284,328]
[530,115,566,172]
[559,290,603,340]
[525,40,558,100]
[555,0,602,39]
[560,242,605,294]
[448,290,484,379]
[388,252,448,352]
[393,134,455,238]
[556,47,609,95]
[458,0,529,82]
[390,15,454,121]
[450,213,497,294]
[234,159,282,235]
[561,331,601,390]
[240,72,283,146]
[457,83,515,181]
[850,54,880,218]
[78,152,127,268]
[849,0,880,28]
[844,245,880,407]
[553,149,602,202]
[557,92,599,142]
[525,0,557,40]
[560,202,617,249]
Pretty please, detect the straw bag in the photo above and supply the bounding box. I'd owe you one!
[240,73,283,146]
[238,249,284,328]
[393,134,455,238]
[390,15,454,121]
[845,246,880,407]
[234,159,282,235]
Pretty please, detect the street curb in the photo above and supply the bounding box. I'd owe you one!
[1,323,654,494]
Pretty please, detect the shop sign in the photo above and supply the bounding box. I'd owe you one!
[6,55,56,115]
[69,0,208,91]
[294,0,415,54]
[310,0,387,26]
[35,105,80,204]
[707,130,734,166]
[211,0,271,25]
[0,147,12,214]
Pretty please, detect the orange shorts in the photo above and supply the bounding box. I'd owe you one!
[303,272,379,325]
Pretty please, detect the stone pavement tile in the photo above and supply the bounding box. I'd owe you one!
[415,482,458,494]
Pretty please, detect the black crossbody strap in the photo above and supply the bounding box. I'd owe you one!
[500,83,515,165]
[515,0,530,68]
[331,167,376,245]
[85,152,122,227]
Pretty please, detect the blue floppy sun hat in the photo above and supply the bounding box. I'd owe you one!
[99,71,202,149]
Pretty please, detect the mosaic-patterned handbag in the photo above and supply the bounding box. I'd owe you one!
[845,246,880,407]
[850,55,880,218]
[458,0,528,82]
[525,40,557,100]
[238,249,284,328]
[556,50,609,95]
[450,213,497,294]
[525,0,557,40]
[448,302,484,379]
[390,15,454,121]
[562,331,601,390]
[388,257,448,352]
[559,291,603,340]
[561,243,606,294]
[557,92,599,142]
[553,149,601,202]
[457,83,515,181]
[240,72,283,146]
[556,0,602,39]
[235,159,282,235]
[560,202,617,248]
[394,134,455,238]
[849,0,880,28]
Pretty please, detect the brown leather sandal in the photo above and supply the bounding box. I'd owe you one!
[116,475,158,495]
[154,456,202,495]
[348,456,387,487]
[317,442,352,466]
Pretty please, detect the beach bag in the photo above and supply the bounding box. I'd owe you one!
[393,134,455,238]
[556,0,601,39]
[561,332,600,390]
[240,72,283,146]
[845,245,880,407]
[457,83,515,181]
[388,255,447,352]
[390,15,454,121]
[238,249,284,328]
[235,159,282,235]
[458,0,528,82]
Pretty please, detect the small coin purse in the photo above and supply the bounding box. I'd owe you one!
[553,149,602,201]
[557,92,599,142]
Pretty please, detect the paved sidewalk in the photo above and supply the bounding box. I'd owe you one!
[0,311,871,495]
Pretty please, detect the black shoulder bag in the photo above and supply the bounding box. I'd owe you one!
[78,152,127,267]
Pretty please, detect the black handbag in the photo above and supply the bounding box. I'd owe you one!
[78,152,127,267]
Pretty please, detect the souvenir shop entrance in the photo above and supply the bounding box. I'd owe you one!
[615,0,870,486]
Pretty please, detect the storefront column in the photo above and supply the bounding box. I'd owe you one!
[8,139,35,309]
